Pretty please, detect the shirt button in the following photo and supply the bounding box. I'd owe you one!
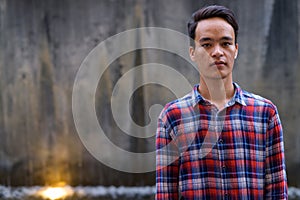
[222,165,226,171]
[224,193,229,199]
[218,139,223,144]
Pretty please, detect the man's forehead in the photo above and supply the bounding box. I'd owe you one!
[195,17,235,40]
[196,17,233,29]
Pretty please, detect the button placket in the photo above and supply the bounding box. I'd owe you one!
[224,193,230,200]
[222,165,226,171]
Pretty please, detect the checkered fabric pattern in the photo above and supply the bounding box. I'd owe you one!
[156,83,288,200]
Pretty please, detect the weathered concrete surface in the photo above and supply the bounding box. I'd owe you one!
[0,0,299,187]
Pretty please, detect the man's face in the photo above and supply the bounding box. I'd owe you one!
[190,17,238,80]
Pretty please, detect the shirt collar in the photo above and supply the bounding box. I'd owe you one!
[191,84,203,107]
[191,82,247,107]
[232,82,247,106]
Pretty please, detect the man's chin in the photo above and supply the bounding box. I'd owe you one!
[201,74,226,80]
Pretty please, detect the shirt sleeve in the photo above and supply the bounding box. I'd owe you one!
[155,114,180,200]
[264,110,288,199]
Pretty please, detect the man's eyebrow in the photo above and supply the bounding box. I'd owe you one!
[199,37,213,43]
[221,36,233,41]
[199,36,234,43]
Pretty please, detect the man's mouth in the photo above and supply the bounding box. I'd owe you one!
[210,61,226,67]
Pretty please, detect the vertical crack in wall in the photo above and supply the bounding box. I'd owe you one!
[263,0,299,81]
[260,0,275,72]
[129,1,146,154]
[39,11,58,185]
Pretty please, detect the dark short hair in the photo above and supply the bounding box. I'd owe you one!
[187,5,239,47]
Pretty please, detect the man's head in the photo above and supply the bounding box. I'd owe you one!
[188,5,239,47]
[188,5,239,81]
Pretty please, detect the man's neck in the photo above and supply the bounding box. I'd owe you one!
[198,77,235,110]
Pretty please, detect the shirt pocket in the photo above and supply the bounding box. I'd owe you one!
[240,122,265,163]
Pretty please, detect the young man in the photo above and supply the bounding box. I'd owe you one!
[156,5,288,199]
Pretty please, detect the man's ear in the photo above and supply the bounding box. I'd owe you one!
[234,43,238,59]
[189,46,195,61]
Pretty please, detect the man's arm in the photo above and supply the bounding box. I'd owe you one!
[155,116,180,200]
[264,110,288,199]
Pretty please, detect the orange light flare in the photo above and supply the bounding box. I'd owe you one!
[36,182,74,200]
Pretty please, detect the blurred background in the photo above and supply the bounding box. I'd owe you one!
[0,0,300,199]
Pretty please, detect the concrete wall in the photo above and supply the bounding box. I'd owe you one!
[0,0,299,187]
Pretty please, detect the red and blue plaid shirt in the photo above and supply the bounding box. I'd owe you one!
[156,83,288,199]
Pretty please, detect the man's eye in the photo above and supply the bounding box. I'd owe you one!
[201,43,211,48]
[222,42,232,47]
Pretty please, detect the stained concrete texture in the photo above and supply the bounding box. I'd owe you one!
[0,0,299,187]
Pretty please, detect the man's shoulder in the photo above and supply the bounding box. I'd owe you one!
[165,91,195,110]
[159,90,195,117]
[240,88,277,110]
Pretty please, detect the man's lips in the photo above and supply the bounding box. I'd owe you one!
[210,61,226,67]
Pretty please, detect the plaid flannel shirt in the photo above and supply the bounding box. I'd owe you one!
[156,83,288,200]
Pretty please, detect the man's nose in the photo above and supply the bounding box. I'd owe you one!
[211,45,224,57]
